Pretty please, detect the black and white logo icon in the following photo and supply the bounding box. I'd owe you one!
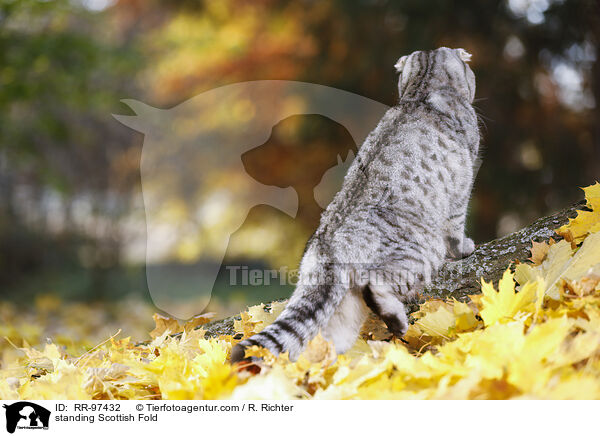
[3,402,50,433]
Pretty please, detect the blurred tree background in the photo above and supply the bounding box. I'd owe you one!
[0,0,598,317]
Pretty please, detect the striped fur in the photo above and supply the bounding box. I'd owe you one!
[231,47,481,363]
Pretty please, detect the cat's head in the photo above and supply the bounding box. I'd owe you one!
[394,47,475,103]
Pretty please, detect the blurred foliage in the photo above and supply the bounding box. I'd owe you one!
[132,0,600,237]
[0,0,143,299]
[0,0,598,310]
[0,0,139,192]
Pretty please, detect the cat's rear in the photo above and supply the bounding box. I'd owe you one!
[231,47,480,363]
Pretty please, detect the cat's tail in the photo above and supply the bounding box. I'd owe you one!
[230,277,347,363]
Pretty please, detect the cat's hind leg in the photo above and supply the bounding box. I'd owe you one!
[360,261,433,337]
[362,281,409,337]
[321,288,369,354]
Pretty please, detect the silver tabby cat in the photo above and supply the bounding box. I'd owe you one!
[231,47,480,363]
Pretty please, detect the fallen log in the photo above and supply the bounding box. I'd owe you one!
[423,200,583,301]
[182,201,585,338]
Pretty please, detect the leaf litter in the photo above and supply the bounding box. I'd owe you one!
[2,183,600,400]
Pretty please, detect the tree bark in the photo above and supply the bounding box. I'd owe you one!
[195,201,583,337]
[422,201,583,301]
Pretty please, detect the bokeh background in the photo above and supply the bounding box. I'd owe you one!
[1,0,599,338]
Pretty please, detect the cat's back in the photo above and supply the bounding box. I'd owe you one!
[323,100,472,211]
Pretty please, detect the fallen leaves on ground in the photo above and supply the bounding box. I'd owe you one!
[2,183,600,399]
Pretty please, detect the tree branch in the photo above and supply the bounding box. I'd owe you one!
[423,201,583,302]
[200,201,583,337]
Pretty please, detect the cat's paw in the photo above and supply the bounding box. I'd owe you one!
[230,343,250,364]
[231,340,266,364]
[446,236,475,259]
[381,310,409,337]
[230,342,265,375]
[461,237,475,258]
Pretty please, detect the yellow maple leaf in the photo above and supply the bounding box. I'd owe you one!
[83,363,130,399]
[527,374,600,400]
[298,333,337,366]
[19,360,89,400]
[415,304,456,339]
[233,311,260,337]
[479,269,539,326]
[230,366,305,400]
[453,300,480,332]
[515,231,600,299]
[194,340,237,399]
[234,300,287,336]
[561,273,600,297]
[411,299,448,318]
[528,239,555,265]
[183,313,215,332]
[360,311,392,341]
[458,322,526,381]
[144,337,236,399]
[556,182,600,243]
[507,317,572,392]
[551,331,600,367]
[149,313,182,339]
[176,327,208,358]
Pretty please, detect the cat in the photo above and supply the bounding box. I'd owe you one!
[231,47,480,363]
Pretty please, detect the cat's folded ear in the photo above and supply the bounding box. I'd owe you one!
[456,48,472,63]
[394,55,408,73]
